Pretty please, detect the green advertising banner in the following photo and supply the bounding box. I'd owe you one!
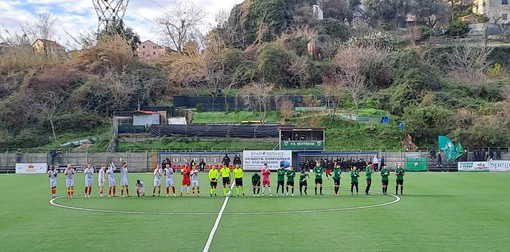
[406,157,427,172]
[281,141,324,151]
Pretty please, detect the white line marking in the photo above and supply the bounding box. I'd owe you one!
[50,192,400,216]
[202,181,236,252]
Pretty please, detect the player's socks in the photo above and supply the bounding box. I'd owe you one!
[315,187,317,195]
[396,186,398,195]
[253,188,256,194]
[257,188,260,195]
[320,187,323,195]
[261,187,265,195]
[113,186,116,196]
[304,187,307,195]
[291,187,294,194]
[108,187,112,196]
[187,187,190,194]
[268,186,272,195]
[71,188,74,197]
[166,187,169,195]
[126,188,129,196]
[400,186,403,195]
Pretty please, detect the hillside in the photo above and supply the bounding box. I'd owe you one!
[0,0,509,152]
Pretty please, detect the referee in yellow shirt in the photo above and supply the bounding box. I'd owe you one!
[233,164,245,196]
[220,164,232,196]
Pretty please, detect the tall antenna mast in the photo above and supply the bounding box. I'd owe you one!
[92,0,130,34]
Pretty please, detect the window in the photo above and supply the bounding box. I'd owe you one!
[503,0,509,5]
[142,45,145,48]
[503,13,508,20]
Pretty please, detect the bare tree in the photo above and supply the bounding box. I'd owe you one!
[333,46,368,118]
[30,91,64,141]
[22,12,57,41]
[322,77,344,118]
[279,98,295,123]
[241,82,275,123]
[489,10,510,42]
[447,43,493,84]
[156,1,206,54]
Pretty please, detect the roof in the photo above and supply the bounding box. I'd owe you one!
[134,110,160,115]
[31,39,65,48]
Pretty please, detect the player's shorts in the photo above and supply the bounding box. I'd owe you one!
[300,181,308,187]
[351,182,358,185]
[382,180,388,185]
[396,179,404,185]
[210,180,217,187]
[49,179,57,187]
[262,179,271,186]
[333,178,340,186]
[85,178,93,187]
[235,178,243,186]
[252,180,261,187]
[286,181,294,186]
[166,178,175,187]
[66,178,74,187]
[325,169,332,174]
[98,179,105,187]
[137,186,145,193]
[277,181,284,186]
[366,178,372,183]
[182,178,191,186]
[153,178,161,187]
[121,177,128,186]
[315,178,323,184]
[191,180,199,187]
[108,179,116,187]
[222,177,231,185]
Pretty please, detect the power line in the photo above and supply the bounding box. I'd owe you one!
[149,0,171,14]
[126,8,156,24]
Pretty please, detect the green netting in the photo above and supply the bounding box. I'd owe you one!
[406,157,427,171]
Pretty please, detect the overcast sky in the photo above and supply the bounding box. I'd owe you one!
[0,0,244,47]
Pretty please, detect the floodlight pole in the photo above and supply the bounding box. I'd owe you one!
[92,0,130,34]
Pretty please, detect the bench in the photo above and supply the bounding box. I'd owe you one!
[0,166,15,174]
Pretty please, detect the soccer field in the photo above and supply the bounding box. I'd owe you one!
[1,172,509,252]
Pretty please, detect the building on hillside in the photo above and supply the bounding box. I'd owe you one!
[473,0,510,23]
[31,39,66,57]
[137,40,166,60]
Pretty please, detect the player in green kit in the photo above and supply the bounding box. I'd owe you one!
[233,164,245,196]
[332,164,342,196]
[276,164,286,196]
[380,164,390,195]
[350,166,360,195]
[252,172,261,196]
[365,162,373,195]
[395,163,405,195]
[286,166,296,196]
[299,170,310,195]
[313,162,324,195]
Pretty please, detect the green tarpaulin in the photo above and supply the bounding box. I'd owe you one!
[406,157,427,171]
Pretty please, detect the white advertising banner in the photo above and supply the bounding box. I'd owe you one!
[243,150,292,171]
[457,162,489,172]
[15,163,48,174]
[488,161,510,172]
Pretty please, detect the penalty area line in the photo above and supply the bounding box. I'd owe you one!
[202,181,236,252]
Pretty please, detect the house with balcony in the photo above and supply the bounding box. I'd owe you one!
[137,40,166,60]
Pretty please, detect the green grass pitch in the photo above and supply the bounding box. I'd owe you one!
[1,172,509,251]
